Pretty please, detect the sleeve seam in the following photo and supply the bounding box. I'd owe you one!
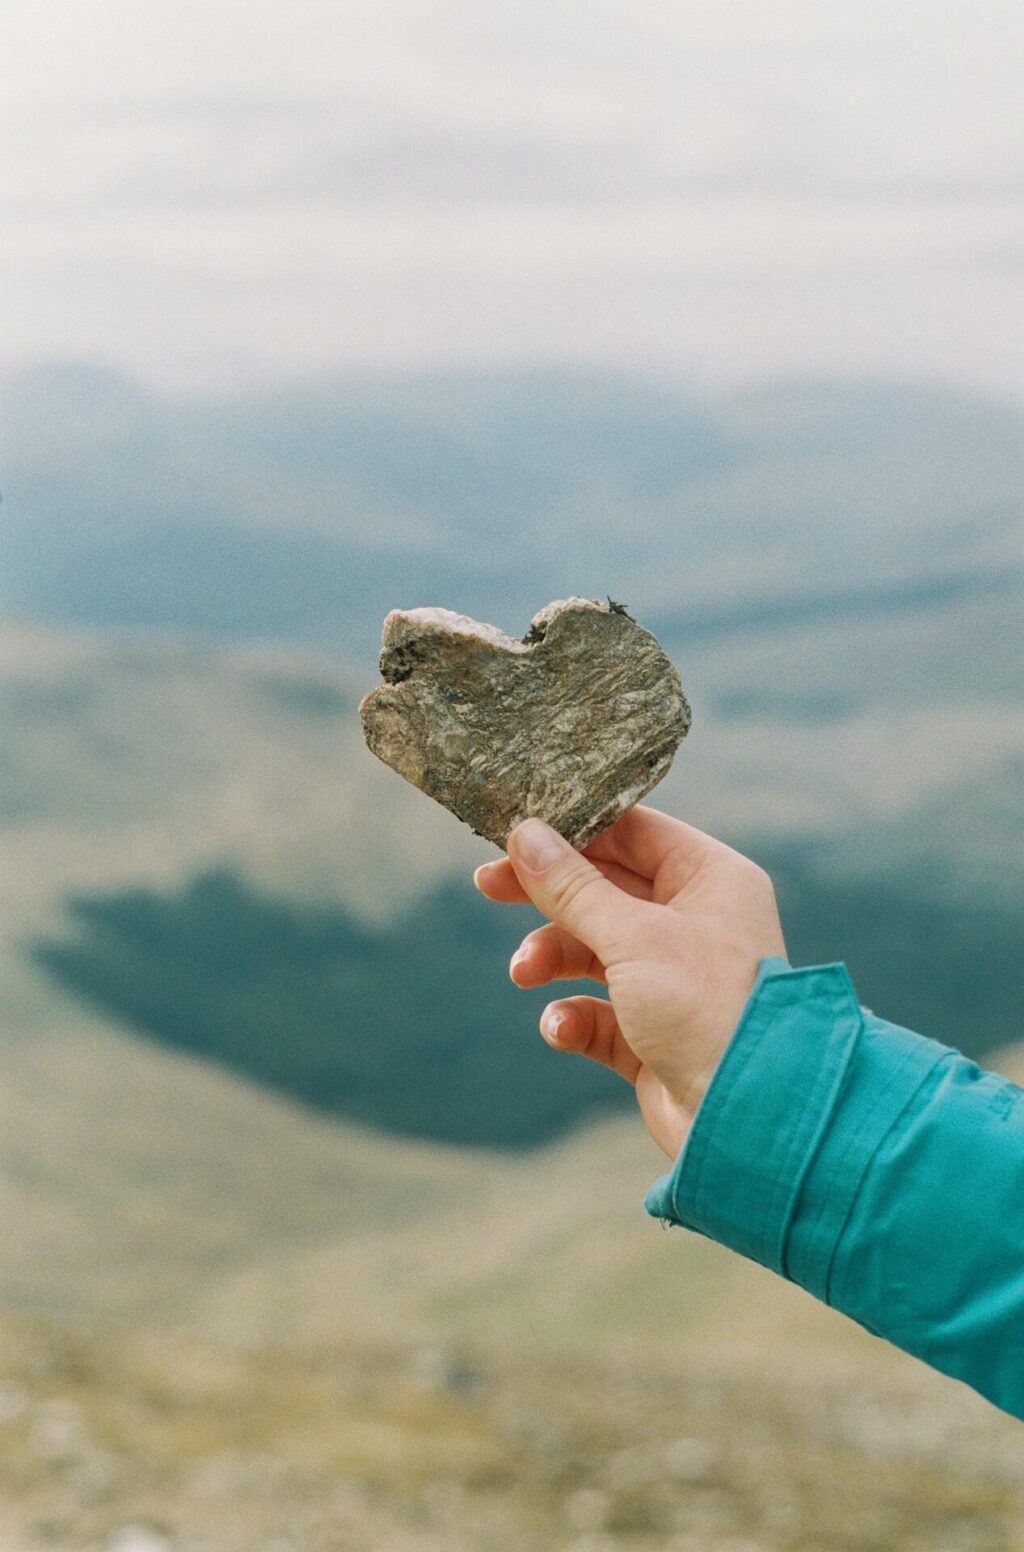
[797,1036,936,1284]
[771,987,865,1276]
[821,1048,957,1308]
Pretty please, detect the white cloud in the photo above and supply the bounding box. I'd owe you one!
[1,0,1021,394]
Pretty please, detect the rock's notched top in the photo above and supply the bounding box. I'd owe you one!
[358,596,691,850]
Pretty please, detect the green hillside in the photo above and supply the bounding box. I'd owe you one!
[25,851,1024,1150]
[8,977,1024,1382]
[3,603,1020,937]
[4,615,1021,1154]
[4,1002,1024,1549]
[4,366,1022,670]
[29,867,624,1147]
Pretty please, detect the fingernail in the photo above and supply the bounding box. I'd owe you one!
[510,817,565,874]
[509,948,527,981]
[543,1010,565,1044]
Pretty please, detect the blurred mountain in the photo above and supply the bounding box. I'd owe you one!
[2,618,1021,1155]
[0,1002,485,1323]
[0,940,871,1380]
[29,866,627,1148]
[1,346,1022,1546]
[7,967,1024,1355]
[0,989,933,1365]
[0,361,1020,1293]
[2,363,1021,666]
[25,852,1024,1149]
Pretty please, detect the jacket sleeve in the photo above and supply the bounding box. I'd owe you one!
[644,957,1024,1420]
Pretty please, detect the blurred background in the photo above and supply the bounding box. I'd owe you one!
[1,3,1022,1548]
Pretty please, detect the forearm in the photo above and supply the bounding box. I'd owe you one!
[646,959,1024,1419]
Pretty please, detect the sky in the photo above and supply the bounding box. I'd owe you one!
[2,0,1021,397]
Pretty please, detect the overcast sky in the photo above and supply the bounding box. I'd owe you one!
[2,0,1021,397]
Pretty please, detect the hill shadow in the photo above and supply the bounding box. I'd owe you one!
[29,867,628,1149]
[30,856,1023,1148]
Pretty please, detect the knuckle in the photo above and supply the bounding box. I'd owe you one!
[551,862,602,919]
[548,863,651,970]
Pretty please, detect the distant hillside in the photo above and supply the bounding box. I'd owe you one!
[28,853,1024,1148]
[30,866,626,1148]
[1,369,1021,1545]
[0,1000,896,1370]
[8,988,1024,1363]
[3,618,1021,1145]
[2,363,1021,666]
[0,1004,485,1321]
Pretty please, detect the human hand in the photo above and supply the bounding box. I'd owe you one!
[473,805,786,1159]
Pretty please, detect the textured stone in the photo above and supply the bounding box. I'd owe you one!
[359,596,691,851]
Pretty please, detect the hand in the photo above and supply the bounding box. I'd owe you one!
[473,805,786,1159]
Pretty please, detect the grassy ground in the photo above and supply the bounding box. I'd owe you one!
[2,1315,1022,1552]
[4,1013,1024,1550]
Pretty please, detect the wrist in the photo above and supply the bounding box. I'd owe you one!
[662,957,791,1134]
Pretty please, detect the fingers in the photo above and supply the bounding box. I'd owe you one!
[583,804,722,897]
[476,805,723,910]
[506,817,654,968]
[475,853,652,905]
[509,922,605,987]
[540,995,640,1085]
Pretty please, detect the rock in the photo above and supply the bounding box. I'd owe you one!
[359,596,690,850]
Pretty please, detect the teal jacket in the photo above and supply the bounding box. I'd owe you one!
[644,958,1024,1420]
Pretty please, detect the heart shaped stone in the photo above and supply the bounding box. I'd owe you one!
[359,596,691,850]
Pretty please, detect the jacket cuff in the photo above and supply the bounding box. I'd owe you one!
[644,957,952,1298]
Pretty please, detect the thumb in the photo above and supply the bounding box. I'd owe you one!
[506,817,648,969]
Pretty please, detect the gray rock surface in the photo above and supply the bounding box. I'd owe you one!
[359,596,691,850]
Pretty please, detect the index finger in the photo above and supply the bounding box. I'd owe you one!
[582,804,719,892]
[474,852,652,905]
